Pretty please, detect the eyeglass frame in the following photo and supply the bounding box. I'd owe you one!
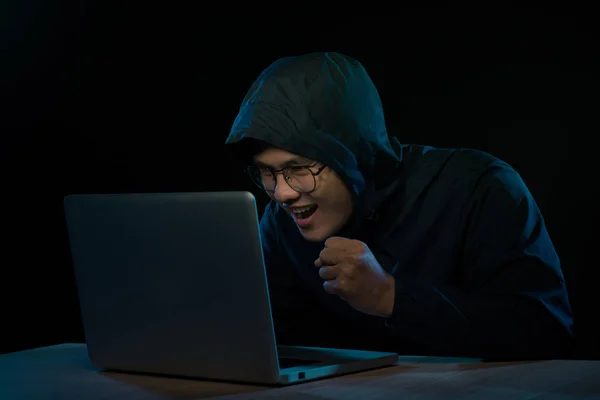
[246,162,327,194]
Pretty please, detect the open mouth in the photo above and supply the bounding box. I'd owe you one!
[292,205,318,220]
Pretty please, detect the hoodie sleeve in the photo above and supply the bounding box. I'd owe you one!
[384,167,575,360]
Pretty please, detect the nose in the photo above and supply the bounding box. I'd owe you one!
[273,174,300,205]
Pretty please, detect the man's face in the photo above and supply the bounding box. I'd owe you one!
[252,148,353,242]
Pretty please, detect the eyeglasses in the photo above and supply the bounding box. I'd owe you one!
[246,162,327,193]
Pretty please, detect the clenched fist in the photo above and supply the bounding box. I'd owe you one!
[314,237,395,318]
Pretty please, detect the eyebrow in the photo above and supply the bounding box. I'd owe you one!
[254,157,313,169]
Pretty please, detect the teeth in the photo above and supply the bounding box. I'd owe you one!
[293,206,313,214]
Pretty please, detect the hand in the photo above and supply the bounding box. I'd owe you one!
[314,237,395,318]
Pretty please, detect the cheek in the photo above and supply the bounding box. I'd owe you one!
[321,185,353,216]
[313,174,353,216]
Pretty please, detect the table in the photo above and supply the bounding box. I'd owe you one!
[1,343,599,399]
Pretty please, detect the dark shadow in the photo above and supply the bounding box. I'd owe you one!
[98,369,270,399]
[458,360,545,370]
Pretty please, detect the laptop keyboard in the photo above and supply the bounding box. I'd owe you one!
[278,357,321,369]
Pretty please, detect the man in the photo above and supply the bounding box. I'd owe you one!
[225,52,574,360]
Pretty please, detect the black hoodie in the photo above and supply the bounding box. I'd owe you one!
[225,52,574,360]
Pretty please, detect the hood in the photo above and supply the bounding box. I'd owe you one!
[225,52,403,224]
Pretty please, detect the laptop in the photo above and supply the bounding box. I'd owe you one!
[63,191,398,385]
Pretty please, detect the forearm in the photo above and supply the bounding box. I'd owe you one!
[385,278,574,360]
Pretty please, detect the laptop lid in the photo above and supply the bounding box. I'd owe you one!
[64,191,282,384]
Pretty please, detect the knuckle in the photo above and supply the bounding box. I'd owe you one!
[323,280,335,293]
[358,241,369,252]
[349,239,362,249]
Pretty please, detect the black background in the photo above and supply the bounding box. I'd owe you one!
[1,5,598,358]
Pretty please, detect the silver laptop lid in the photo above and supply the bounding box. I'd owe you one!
[64,191,280,383]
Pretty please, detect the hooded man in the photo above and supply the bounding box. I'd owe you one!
[224,52,574,360]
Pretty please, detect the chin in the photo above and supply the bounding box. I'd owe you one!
[300,232,327,243]
[298,226,338,243]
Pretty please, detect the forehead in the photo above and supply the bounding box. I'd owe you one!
[252,147,314,168]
